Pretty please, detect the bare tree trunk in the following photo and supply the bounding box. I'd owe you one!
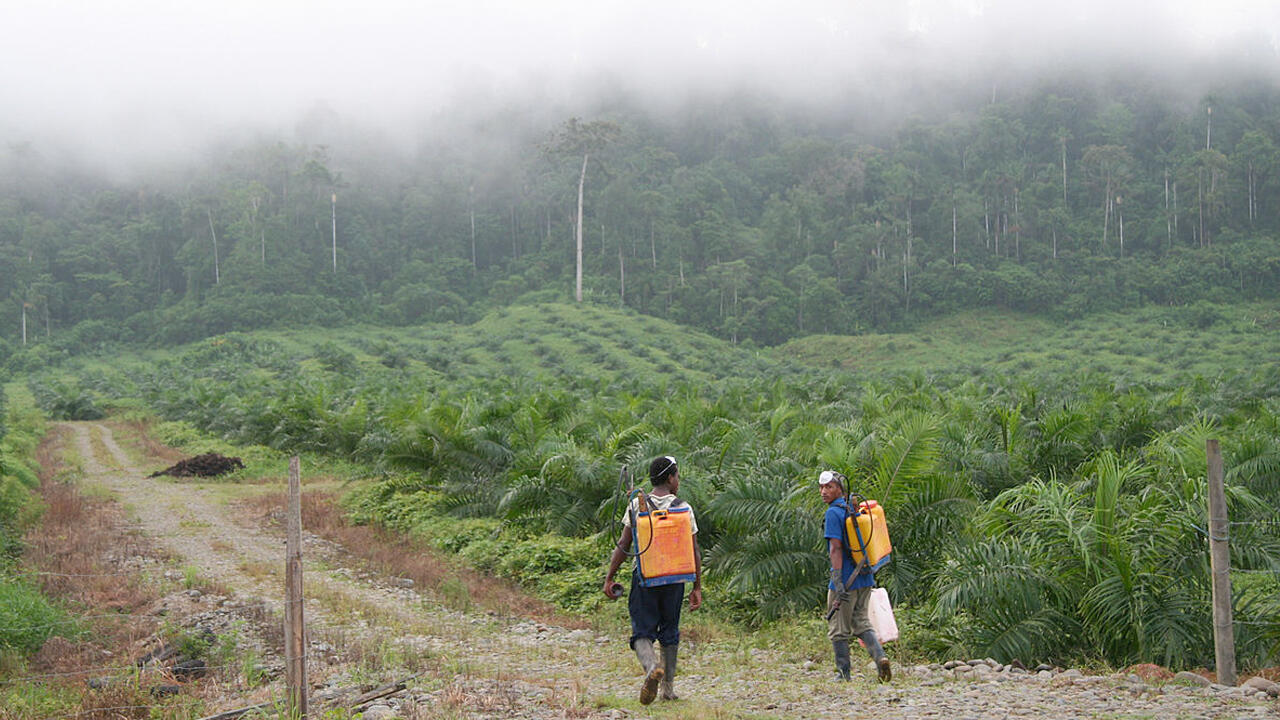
[575,154,588,302]
[207,208,220,285]
[20,303,26,345]
[1165,170,1171,251]
[983,201,990,249]
[1206,106,1212,150]
[252,195,264,265]
[1198,173,1205,248]
[902,251,910,314]
[331,193,338,272]
[618,243,625,303]
[1052,228,1058,260]
[1101,178,1111,250]
[952,202,957,267]
[469,185,476,270]
[1013,188,1020,262]
[995,209,1001,257]
[1173,181,1179,242]
[1118,204,1124,257]
[1061,137,1068,204]
[678,258,685,287]
[1248,162,1255,225]
[650,217,656,269]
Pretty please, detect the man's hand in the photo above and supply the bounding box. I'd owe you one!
[688,585,703,610]
[603,578,623,599]
[825,589,848,621]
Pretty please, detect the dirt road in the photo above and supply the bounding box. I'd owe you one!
[68,422,1277,719]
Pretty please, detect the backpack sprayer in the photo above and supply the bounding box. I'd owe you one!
[608,464,697,595]
[844,492,892,574]
[827,486,893,620]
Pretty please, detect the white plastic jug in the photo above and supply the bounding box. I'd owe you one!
[868,587,899,643]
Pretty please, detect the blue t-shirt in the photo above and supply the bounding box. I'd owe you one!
[824,497,875,590]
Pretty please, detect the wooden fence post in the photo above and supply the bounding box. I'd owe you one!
[284,456,308,718]
[1206,439,1236,687]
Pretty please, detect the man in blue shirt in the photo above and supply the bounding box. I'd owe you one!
[820,470,891,682]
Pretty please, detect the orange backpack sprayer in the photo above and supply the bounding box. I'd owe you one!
[611,466,698,589]
[844,494,892,573]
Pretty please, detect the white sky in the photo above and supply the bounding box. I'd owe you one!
[1,0,1277,167]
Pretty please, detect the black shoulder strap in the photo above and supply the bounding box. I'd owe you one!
[837,498,871,591]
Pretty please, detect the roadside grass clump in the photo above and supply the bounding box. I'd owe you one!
[438,576,472,611]
[0,579,69,654]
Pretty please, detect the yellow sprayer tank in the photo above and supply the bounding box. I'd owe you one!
[636,505,697,587]
[844,499,892,572]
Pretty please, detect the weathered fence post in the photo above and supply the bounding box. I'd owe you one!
[284,456,308,718]
[1206,439,1236,687]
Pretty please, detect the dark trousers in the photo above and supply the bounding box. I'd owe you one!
[628,572,684,648]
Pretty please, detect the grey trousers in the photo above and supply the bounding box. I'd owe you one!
[826,587,873,642]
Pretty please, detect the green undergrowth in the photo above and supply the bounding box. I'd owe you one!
[345,484,621,616]
[0,383,69,660]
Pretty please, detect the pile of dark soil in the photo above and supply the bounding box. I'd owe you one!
[148,453,245,479]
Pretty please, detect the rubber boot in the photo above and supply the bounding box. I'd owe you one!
[832,640,852,681]
[660,644,679,700]
[633,638,664,705]
[859,630,891,682]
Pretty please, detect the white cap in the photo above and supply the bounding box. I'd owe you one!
[818,470,842,486]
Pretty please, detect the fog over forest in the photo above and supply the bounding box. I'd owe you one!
[3,0,1278,175]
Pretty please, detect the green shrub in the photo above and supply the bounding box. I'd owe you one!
[27,379,105,421]
[431,518,502,554]
[150,421,206,448]
[2,459,39,491]
[498,535,597,583]
[0,476,32,557]
[0,578,68,653]
[534,565,605,614]
[313,342,357,373]
[457,538,502,572]
[0,682,79,719]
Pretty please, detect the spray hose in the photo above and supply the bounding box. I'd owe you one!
[608,466,655,559]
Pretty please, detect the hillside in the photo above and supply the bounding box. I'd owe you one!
[142,302,793,386]
[780,301,1280,382]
